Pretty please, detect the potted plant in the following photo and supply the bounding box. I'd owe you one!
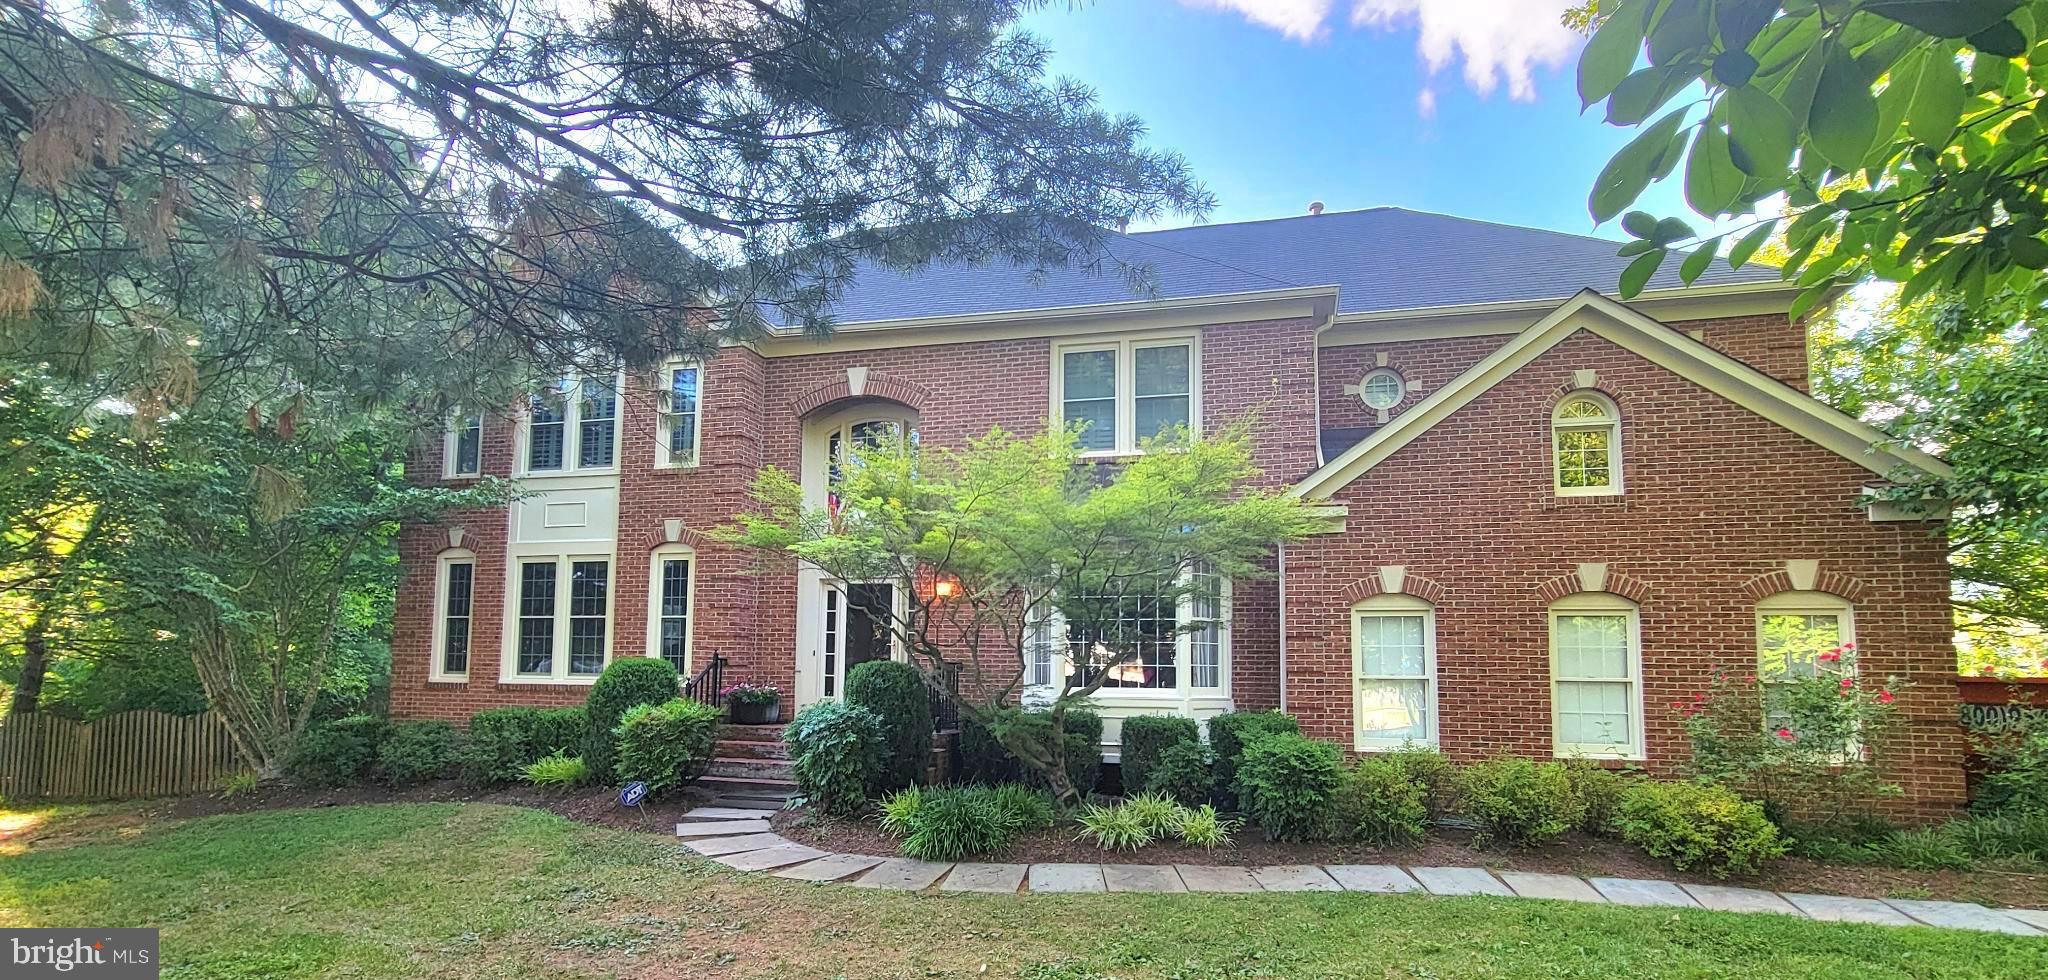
[722,683,783,725]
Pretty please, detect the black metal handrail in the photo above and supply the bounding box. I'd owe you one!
[682,655,728,706]
[929,660,962,733]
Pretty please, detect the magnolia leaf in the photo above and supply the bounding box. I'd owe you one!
[1579,0,1649,106]
[2009,233,2048,269]
[1969,20,2028,57]
[1685,128,1746,216]
[1715,0,1776,53]
[1862,0,2020,38]
[1714,49,1760,87]
[1907,48,1966,145]
[1723,86,1797,176]
[1647,0,1711,66]
[1590,109,1688,223]
[1622,211,1659,239]
[1607,65,1692,125]
[1619,248,1668,298]
[1728,218,1779,270]
[1787,281,1832,322]
[1809,42,1879,167]
[1679,236,1722,284]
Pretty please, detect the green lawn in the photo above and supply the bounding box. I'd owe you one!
[2,803,2045,979]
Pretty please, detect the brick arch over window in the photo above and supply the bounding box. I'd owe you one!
[629,521,716,554]
[1542,374,1629,416]
[1739,568,1869,604]
[790,371,932,418]
[1536,566,1651,604]
[1339,569,1446,606]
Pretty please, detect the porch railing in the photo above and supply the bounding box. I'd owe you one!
[929,660,962,733]
[683,655,729,707]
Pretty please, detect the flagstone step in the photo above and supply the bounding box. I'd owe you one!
[715,738,791,761]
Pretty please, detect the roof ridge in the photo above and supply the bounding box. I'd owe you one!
[1128,206,1398,236]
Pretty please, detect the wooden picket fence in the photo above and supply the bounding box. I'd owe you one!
[0,710,241,801]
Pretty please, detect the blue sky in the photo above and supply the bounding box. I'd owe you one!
[1018,1,1699,240]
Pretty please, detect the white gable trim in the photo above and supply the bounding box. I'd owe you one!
[1291,290,1951,500]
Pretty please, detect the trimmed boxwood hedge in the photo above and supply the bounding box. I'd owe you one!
[846,660,932,791]
[1118,715,1199,796]
[583,657,679,783]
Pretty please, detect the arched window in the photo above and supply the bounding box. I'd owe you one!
[1352,593,1437,750]
[1553,393,1622,496]
[1549,592,1641,758]
[647,544,697,674]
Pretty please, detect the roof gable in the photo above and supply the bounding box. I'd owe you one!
[1290,291,1950,499]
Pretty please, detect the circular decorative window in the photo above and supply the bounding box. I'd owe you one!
[1359,369,1405,410]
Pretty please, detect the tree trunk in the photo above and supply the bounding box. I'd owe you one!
[7,609,50,716]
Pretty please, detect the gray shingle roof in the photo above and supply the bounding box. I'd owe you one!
[792,206,1783,325]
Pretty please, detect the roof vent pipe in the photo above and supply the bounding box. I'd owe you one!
[1308,201,1325,216]
[1115,216,1130,233]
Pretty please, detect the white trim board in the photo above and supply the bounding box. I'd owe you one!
[1290,290,1951,500]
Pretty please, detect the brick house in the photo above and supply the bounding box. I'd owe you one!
[392,207,1964,815]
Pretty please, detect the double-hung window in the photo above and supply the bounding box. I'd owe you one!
[657,362,703,467]
[648,547,695,673]
[523,373,620,475]
[1054,335,1198,455]
[1549,593,1642,758]
[1353,594,1437,749]
[432,553,475,680]
[1757,592,1856,739]
[445,412,482,478]
[510,555,612,681]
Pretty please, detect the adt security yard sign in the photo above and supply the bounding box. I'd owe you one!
[619,781,649,808]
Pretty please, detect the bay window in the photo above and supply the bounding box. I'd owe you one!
[1027,570,1228,697]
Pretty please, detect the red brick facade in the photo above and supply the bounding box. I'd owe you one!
[389,297,1960,814]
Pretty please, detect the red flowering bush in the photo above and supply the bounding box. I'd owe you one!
[1678,644,1904,827]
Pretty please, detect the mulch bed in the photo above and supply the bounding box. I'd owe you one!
[772,809,2048,910]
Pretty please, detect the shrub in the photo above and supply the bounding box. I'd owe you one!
[1076,802,1154,851]
[1118,715,1199,797]
[1334,758,1429,847]
[285,715,386,786]
[1563,759,1639,835]
[784,700,884,815]
[1176,804,1236,849]
[532,707,587,757]
[1233,732,1342,842]
[1382,743,1458,821]
[960,707,1102,795]
[462,707,543,784]
[584,657,680,781]
[845,660,933,792]
[1973,719,2048,816]
[1865,826,1974,871]
[900,787,1017,860]
[375,720,460,786]
[614,698,722,796]
[1457,757,1586,847]
[524,751,588,791]
[1207,710,1299,795]
[1122,792,1189,837]
[216,771,260,798]
[1615,780,1789,878]
[1144,741,1217,807]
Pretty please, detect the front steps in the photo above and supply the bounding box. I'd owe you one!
[702,722,796,795]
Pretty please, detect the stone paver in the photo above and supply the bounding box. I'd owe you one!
[2003,907,2048,931]
[707,797,785,811]
[675,819,772,838]
[1682,884,1800,916]
[682,806,770,821]
[715,844,827,872]
[1884,899,2044,935]
[1250,865,1342,892]
[1411,866,1512,897]
[851,858,953,891]
[1175,864,1263,893]
[1027,864,1107,893]
[1780,893,1918,926]
[1103,864,1187,893]
[683,832,790,856]
[774,853,885,883]
[1498,872,1606,904]
[1589,878,1698,908]
[1325,865,1423,894]
[941,863,1027,894]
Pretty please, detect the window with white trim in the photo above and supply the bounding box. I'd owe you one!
[511,555,611,680]
[648,547,695,673]
[1352,593,1436,749]
[523,373,621,474]
[1549,592,1642,758]
[432,552,475,679]
[1553,393,1622,495]
[1026,570,1228,696]
[1053,335,1198,454]
[1758,591,1856,735]
[1358,369,1405,411]
[657,362,702,467]
[445,412,482,478]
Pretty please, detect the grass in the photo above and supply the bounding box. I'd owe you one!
[1,803,2045,979]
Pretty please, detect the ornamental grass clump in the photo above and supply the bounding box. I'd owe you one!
[1175,804,1236,849]
[523,751,588,791]
[1076,802,1154,851]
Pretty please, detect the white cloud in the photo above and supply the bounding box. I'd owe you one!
[1175,0,1336,43]
[1351,1,1583,101]
[1174,0,1584,104]
[1416,86,1437,120]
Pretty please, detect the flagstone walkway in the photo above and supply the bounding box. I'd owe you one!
[677,795,2048,936]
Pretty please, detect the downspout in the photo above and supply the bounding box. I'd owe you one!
[1277,541,1288,713]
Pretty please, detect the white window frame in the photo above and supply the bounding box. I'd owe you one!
[646,545,697,675]
[1756,592,1856,682]
[1050,331,1201,457]
[443,411,482,479]
[430,550,476,681]
[655,360,704,469]
[1358,368,1405,411]
[500,552,615,684]
[1552,392,1624,497]
[517,371,624,477]
[1352,593,1438,751]
[1025,572,1230,700]
[1548,592,1644,760]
